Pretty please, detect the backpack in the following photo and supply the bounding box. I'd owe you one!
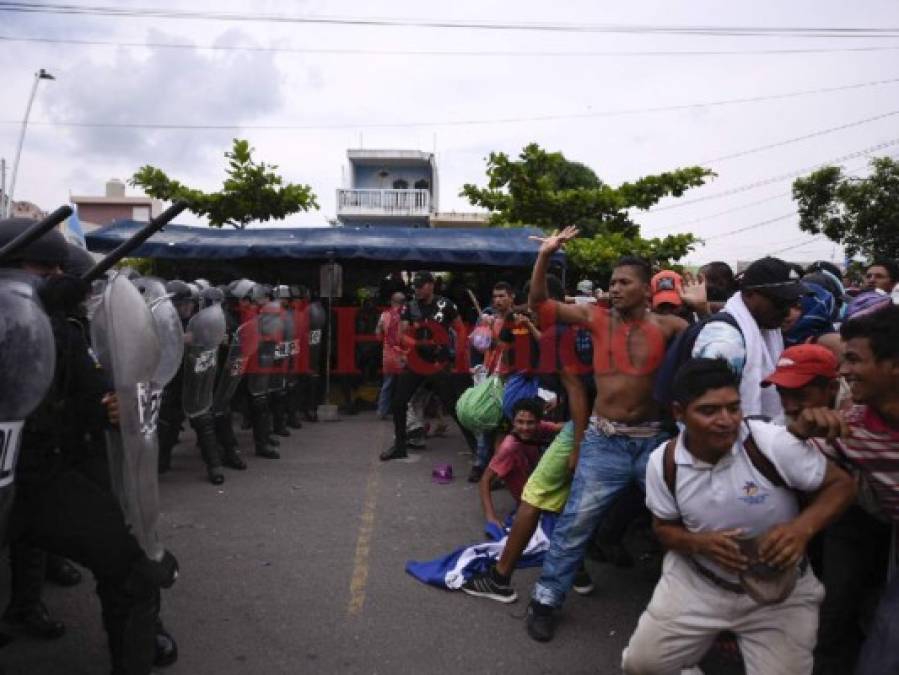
[653,312,742,408]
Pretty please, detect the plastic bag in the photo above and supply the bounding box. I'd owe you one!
[456,375,505,433]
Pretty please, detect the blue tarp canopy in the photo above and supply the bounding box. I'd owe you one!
[85,221,564,269]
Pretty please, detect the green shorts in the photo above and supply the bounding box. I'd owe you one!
[521,420,574,513]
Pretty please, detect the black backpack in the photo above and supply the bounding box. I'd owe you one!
[653,312,743,407]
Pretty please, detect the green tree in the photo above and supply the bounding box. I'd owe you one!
[131,138,318,228]
[461,143,712,280]
[792,156,899,260]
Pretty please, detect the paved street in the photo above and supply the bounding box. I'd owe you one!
[1,413,658,675]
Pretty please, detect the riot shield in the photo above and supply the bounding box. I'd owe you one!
[90,273,164,560]
[181,305,225,417]
[182,303,226,418]
[307,300,326,377]
[247,305,275,397]
[0,271,55,545]
[265,302,287,394]
[212,320,256,414]
[133,277,184,389]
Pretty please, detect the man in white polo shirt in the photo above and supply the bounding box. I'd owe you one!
[621,358,855,675]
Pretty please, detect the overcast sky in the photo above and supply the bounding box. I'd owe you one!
[1,0,898,266]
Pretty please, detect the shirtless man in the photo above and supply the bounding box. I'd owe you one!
[524,226,688,642]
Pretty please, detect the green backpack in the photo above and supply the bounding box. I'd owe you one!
[456,375,505,433]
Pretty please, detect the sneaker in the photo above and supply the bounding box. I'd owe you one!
[379,445,408,462]
[572,567,595,595]
[467,465,484,483]
[525,601,556,642]
[407,428,426,449]
[460,568,517,603]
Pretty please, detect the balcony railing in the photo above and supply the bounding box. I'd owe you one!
[336,188,430,217]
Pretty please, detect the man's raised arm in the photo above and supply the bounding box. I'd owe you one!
[527,226,591,325]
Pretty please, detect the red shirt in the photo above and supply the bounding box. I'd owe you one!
[379,307,406,373]
[488,421,562,502]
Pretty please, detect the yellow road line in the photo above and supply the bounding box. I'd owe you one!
[347,458,380,617]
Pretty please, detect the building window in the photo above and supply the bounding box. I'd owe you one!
[414,179,430,190]
[392,179,409,190]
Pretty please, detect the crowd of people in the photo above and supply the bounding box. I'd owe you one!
[2,208,899,674]
[380,226,899,674]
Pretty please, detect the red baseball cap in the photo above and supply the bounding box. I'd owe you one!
[651,270,683,309]
[762,344,839,389]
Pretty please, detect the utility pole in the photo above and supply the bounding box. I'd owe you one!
[6,68,55,217]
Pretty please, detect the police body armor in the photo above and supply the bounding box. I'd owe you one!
[181,302,226,418]
[0,271,56,545]
[90,272,166,560]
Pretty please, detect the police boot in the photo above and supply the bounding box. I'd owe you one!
[157,418,180,474]
[192,415,225,485]
[3,544,65,640]
[270,392,290,437]
[213,413,246,470]
[99,585,157,675]
[154,618,178,668]
[250,395,280,459]
[45,555,82,587]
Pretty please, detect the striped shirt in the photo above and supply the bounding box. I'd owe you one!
[826,405,899,522]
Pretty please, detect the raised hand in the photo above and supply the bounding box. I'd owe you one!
[528,226,579,255]
[680,272,708,312]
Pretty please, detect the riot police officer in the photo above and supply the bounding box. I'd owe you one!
[0,218,178,674]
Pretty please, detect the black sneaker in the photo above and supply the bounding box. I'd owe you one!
[379,445,408,462]
[467,465,484,483]
[572,567,595,595]
[407,428,426,449]
[525,601,556,642]
[460,568,517,603]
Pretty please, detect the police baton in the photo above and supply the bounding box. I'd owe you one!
[81,201,188,282]
[0,205,73,263]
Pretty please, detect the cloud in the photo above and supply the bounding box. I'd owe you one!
[45,28,285,167]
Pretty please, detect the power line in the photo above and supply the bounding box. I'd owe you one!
[1,3,898,37]
[650,137,899,212]
[3,33,899,57]
[697,109,899,165]
[4,76,899,132]
[642,191,792,234]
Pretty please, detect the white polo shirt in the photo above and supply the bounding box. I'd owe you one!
[645,420,827,581]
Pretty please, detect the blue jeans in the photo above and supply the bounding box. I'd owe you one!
[856,570,899,675]
[474,431,496,469]
[531,425,669,609]
[377,374,395,417]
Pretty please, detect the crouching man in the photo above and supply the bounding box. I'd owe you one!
[622,358,855,675]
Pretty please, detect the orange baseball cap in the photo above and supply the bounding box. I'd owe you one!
[651,270,683,309]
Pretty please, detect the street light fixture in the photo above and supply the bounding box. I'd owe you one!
[4,68,55,217]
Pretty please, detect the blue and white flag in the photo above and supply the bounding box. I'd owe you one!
[405,513,556,590]
[66,204,86,248]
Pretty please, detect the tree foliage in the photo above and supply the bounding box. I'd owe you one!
[793,156,899,260]
[461,143,712,280]
[131,139,318,228]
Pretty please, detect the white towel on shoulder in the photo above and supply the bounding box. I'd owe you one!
[724,293,784,420]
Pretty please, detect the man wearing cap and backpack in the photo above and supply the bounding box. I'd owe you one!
[621,358,855,675]
[656,256,809,422]
[380,271,478,461]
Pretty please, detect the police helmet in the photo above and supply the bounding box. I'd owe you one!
[228,278,256,301]
[61,243,97,278]
[166,279,196,304]
[194,278,211,291]
[274,284,291,300]
[199,286,224,309]
[0,217,68,267]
